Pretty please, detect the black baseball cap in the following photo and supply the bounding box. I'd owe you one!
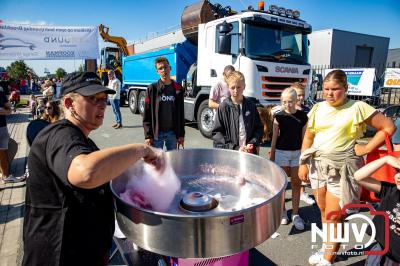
[61,72,115,97]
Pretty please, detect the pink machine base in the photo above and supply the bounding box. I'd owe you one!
[175,250,249,266]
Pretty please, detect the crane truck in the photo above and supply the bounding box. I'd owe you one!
[101,0,313,138]
[97,24,132,85]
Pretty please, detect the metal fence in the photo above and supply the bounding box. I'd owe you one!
[312,63,400,108]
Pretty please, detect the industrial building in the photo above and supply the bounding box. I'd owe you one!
[308,29,390,69]
[387,48,400,68]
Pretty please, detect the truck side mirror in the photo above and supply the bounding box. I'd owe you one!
[218,35,232,55]
[218,21,233,34]
[217,21,233,55]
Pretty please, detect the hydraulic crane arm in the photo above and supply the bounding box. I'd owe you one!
[98,24,131,56]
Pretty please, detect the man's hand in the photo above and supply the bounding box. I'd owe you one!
[298,164,309,182]
[144,138,153,146]
[177,137,184,149]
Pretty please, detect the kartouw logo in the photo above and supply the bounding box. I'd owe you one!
[311,204,390,256]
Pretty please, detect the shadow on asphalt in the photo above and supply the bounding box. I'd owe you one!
[6,112,30,124]
[185,122,198,128]
[114,125,143,129]
[0,183,26,191]
[0,202,25,224]
[11,157,28,177]
[285,204,323,236]
[249,248,277,266]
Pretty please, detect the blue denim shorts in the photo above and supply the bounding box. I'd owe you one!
[275,149,301,167]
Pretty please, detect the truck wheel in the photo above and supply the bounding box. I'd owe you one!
[138,91,146,117]
[197,100,214,138]
[129,90,138,114]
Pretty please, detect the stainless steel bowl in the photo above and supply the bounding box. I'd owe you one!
[111,149,287,258]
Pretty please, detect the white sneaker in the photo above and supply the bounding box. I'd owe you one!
[2,175,25,184]
[301,192,315,205]
[309,249,323,265]
[292,214,305,230]
[281,210,289,225]
[309,250,332,265]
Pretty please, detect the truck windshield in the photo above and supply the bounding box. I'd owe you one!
[245,24,308,64]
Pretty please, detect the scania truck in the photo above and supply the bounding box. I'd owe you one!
[109,1,312,138]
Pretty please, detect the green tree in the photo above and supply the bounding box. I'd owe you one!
[78,64,85,73]
[55,68,67,79]
[6,60,36,80]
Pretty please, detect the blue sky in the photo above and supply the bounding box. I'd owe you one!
[1,0,399,75]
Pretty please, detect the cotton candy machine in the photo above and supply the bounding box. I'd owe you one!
[111,149,287,260]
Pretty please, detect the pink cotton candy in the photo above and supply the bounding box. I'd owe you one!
[119,159,180,212]
[120,189,153,209]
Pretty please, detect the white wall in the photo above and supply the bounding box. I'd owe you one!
[308,29,333,66]
[131,29,186,54]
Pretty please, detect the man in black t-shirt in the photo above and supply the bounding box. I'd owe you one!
[143,56,185,150]
[23,72,165,266]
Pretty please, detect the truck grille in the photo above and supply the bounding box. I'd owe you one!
[261,76,306,83]
[261,76,307,101]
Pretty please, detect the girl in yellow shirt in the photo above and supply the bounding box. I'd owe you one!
[298,69,395,266]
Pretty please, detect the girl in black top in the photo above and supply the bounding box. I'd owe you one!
[270,87,308,231]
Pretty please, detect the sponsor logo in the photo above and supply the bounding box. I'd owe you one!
[44,36,70,44]
[46,50,75,58]
[385,79,400,86]
[44,36,86,44]
[275,66,299,74]
[160,95,175,102]
[346,70,364,87]
[230,215,244,225]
